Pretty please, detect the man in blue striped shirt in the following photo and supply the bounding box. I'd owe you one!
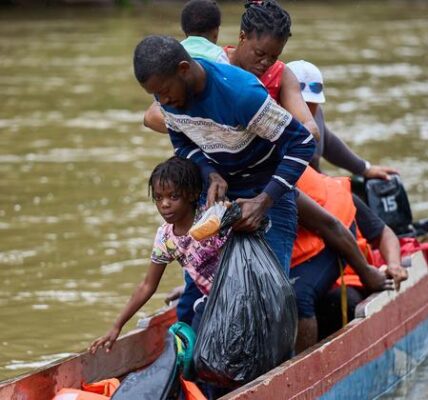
[134,35,315,274]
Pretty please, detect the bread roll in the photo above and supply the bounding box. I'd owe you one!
[189,215,221,241]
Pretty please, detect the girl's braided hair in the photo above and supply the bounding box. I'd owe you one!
[241,0,292,40]
[148,156,202,203]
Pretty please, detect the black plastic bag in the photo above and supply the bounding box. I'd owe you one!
[193,226,298,388]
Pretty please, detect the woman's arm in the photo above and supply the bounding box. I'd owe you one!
[89,261,167,353]
[279,67,320,141]
[143,102,168,134]
[322,114,398,179]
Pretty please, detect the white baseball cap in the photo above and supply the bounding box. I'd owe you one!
[286,60,325,104]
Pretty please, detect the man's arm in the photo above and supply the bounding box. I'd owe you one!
[297,191,392,292]
[280,67,320,141]
[372,225,408,290]
[233,88,315,231]
[322,120,366,174]
[322,113,398,179]
[143,102,168,134]
[234,108,316,231]
[354,195,407,290]
[169,129,228,205]
[258,102,316,203]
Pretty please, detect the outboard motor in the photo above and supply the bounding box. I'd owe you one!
[365,175,413,236]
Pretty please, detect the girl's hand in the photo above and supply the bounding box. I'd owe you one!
[89,326,121,354]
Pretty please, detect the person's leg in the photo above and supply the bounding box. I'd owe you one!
[316,287,342,340]
[317,286,366,340]
[290,247,341,353]
[347,286,367,319]
[264,190,297,277]
[191,296,207,334]
[177,271,203,326]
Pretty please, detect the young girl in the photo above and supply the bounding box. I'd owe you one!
[89,156,228,354]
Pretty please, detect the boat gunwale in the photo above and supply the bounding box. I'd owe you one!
[220,250,428,399]
[0,305,177,399]
[1,251,427,400]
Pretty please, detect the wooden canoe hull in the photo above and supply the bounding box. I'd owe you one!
[222,250,428,399]
[1,251,427,400]
[0,307,176,400]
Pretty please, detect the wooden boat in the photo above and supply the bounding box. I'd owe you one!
[1,249,427,400]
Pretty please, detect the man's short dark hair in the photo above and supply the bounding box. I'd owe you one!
[181,0,221,36]
[134,35,192,84]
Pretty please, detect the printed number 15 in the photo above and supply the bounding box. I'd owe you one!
[381,196,397,212]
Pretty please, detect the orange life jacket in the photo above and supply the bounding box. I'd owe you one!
[181,377,208,400]
[52,389,110,400]
[81,379,120,397]
[341,237,428,288]
[52,378,120,400]
[291,166,356,267]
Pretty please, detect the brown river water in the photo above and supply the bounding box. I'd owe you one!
[0,1,427,397]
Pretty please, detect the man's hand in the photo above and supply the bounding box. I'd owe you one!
[359,264,395,292]
[363,165,399,180]
[385,263,408,291]
[233,192,273,232]
[207,172,228,207]
[89,326,121,354]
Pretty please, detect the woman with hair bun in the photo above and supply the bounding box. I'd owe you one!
[225,0,320,141]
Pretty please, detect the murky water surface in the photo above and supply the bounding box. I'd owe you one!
[0,1,427,395]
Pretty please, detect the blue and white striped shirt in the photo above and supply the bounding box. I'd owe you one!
[161,59,315,201]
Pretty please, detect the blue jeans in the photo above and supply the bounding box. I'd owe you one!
[225,188,297,276]
[290,246,341,319]
[263,191,297,276]
[176,272,203,325]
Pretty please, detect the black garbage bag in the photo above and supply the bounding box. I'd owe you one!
[193,218,298,388]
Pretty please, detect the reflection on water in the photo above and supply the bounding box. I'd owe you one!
[0,1,427,394]
[380,356,428,399]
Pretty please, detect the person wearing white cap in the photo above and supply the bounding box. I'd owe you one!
[287,60,398,180]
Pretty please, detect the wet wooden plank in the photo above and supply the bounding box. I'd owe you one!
[355,250,428,318]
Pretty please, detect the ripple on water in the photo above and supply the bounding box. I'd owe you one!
[0,250,37,266]
[0,1,427,387]
[65,110,143,129]
[100,258,146,274]
[4,353,76,371]
[0,109,142,130]
[323,63,423,81]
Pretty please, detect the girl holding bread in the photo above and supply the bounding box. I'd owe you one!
[89,156,228,354]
